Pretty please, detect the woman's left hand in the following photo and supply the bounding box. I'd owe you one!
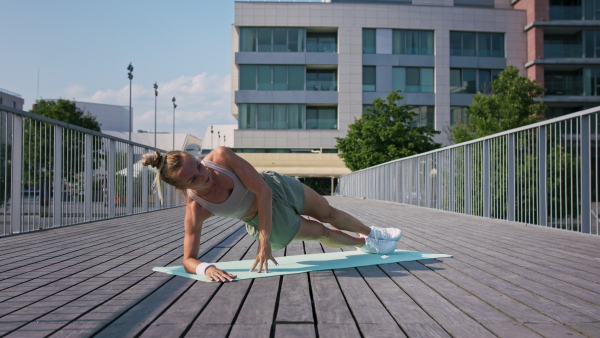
[250,241,278,273]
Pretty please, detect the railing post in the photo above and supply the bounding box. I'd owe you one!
[465,145,471,215]
[508,133,515,222]
[108,140,116,218]
[538,126,547,226]
[142,165,149,212]
[126,144,134,214]
[581,115,591,233]
[483,139,490,218]
[436,152,441,210]
[84,134,93,222]
[10,114,22,234]
[53,126,63,226]
[449,149,455,212]
[425,155,431,208]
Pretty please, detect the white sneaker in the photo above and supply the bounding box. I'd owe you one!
[357,237,397,254]
[368,226,402,241]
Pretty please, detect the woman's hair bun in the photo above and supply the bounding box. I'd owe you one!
[142,150,163,169]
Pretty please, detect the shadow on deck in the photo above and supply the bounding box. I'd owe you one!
[0,196,599,338]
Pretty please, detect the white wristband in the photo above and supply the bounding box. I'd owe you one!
[195,262,215,275]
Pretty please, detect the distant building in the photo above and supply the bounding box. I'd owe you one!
[200,125,237,155]
[44,100,131,133]
[0,88,24,110]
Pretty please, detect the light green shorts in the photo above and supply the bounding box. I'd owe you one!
[245,171,305,250]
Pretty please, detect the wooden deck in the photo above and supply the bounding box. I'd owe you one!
[1,196,599,338]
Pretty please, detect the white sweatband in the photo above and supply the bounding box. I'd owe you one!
[195,262,215,275]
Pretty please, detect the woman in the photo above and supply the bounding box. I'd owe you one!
[142,146,402,283]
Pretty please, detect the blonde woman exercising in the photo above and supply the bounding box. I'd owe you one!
[142,146,402,283]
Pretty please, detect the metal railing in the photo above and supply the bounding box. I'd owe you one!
[0,105,186,237]
[339,106,600,235]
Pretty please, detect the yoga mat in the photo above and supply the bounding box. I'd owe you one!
[153,249,452,282]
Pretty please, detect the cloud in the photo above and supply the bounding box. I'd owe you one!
[63,72,233,140]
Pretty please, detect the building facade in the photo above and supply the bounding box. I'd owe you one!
[0,88,24,110]
[514,0,600,117]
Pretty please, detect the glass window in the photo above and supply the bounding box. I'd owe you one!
[550,0,582,20]
[273,28,288,52]
[408,106,435,128]
[288,66,305,90]
[478,33,491,57]
[288,28,305,52]
[239,65,256,90]
[463,32,476,56]
[363,29,376,54]
[392,67,434,93]
[306,107,337,129]
[257,104,272,129]
[490,33,504,57]
[450,31,462,56]
[420,31,434,54]
[273,104,287,129]
[307,69,337,91]
[393,30,434,55]
[257,65,272,90]
[273,66,287,91]
[450,68,476,94]
[406,31,419,54]
[363,66,376,92]
[307,32,337,53]
[239,104,256,129]
[478,69,501,93]
[288,104,303,129]
[392,67,406,92]
[257,28,272,52]
[240,28,256,52]
[450,106,469,125]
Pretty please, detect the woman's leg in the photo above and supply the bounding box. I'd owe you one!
[301,184,371,236]
[293,216,365,248]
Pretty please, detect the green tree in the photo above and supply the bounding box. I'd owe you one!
[336,90,441,171]
[450,65,545,143]
[24,99,103,202]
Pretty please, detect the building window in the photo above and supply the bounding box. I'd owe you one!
[12,101,16,108]
[239,27,305,52]
[584,30,600,57]
[408,106,435,128]
[306,32,337,52]
[306,106,337,129]
[451,68,502,94]
[545,32,583,58]
[238,104,336,130]
[0,97,3,105]
[551,0,582,20]
[478,69,501,93]
[584,0,600,19]
[545,69,584,95]
[239,65,306,91]
[363,29,376,54]
[450,68,476,93]
[392,30,434,55]
[454,0,494,7]
[450,106,469,125]
[306,69,337,91]
[363,66,376,92]
[392,67,434,93]
[450,31,504,57]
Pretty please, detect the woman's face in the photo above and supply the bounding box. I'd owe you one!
[176,155,212,191]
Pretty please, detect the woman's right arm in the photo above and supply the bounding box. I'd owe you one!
[182,195,237,282]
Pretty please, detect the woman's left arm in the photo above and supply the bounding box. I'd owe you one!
[211,147,277,273]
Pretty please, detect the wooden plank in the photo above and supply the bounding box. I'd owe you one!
[228,324,271,338]
[276,240,313,323]
[184,324,229,338]
[317,324,361,338]
[274,323,315,338]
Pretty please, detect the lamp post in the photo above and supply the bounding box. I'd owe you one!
[172,96,177,150]
[127,63,134,141]
[210,125,213,150]
[153,82,158,149]
[218,131,221,147]
[224,135,226,147]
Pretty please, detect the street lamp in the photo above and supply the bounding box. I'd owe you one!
[172,96,177,150]
[218,131,221,147]
[224,135,226,147]
[127,62,134,141]
[153,82,158,149]
[210,125,213,150]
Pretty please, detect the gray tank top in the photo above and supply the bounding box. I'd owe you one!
[187,159,256,219]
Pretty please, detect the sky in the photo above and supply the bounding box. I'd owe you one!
[0,0,238,139]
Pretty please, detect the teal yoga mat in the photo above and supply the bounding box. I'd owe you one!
[153,249,452,282]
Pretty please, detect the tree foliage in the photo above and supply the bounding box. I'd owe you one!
[336,91,441,171]
[24,99,103,187]
[450,65,545,143]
